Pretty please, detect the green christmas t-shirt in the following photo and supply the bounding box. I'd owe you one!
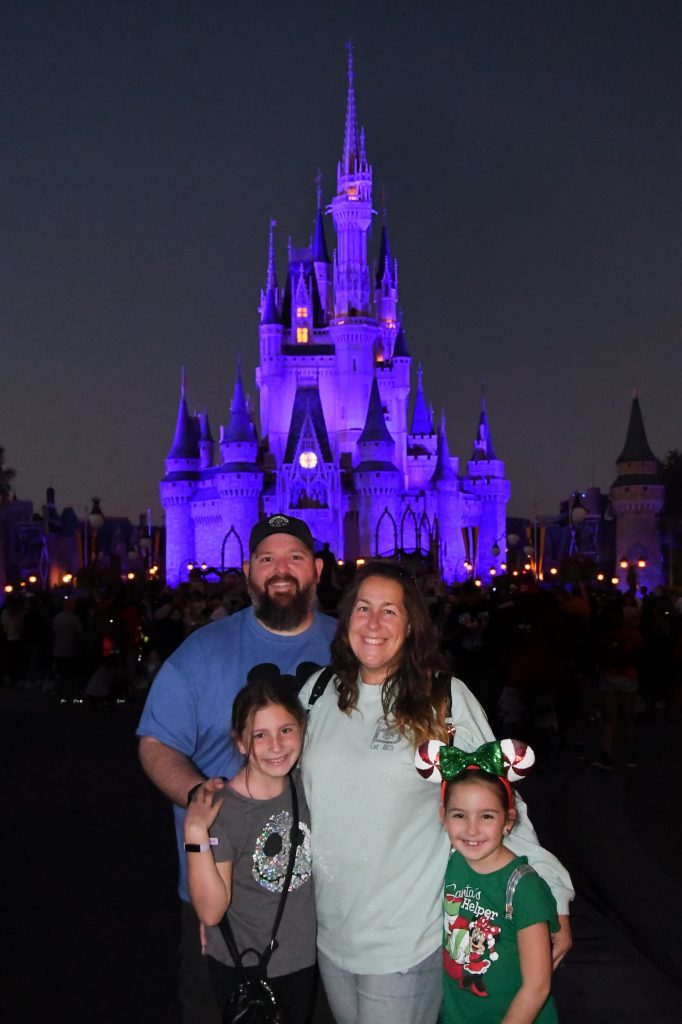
[441,852,559,1023]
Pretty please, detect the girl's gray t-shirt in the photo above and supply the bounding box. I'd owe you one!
[205,772,316,977]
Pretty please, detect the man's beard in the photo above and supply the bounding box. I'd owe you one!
[250,574,316,631]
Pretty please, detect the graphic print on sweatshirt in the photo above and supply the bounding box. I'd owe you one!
[252,810,312,893]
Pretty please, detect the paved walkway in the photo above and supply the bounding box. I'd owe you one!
[2,687,680,1023]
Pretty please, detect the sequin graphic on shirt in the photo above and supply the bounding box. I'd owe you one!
[252,810,312,893]
[370,722,400,751]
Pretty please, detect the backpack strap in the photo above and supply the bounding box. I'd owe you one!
[504,863,537,920]
[433,671,454,745]
[305,665,336,715]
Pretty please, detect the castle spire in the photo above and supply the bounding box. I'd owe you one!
[167,369,199,459]
[410,365,433,434]
[312,171,330,264]
[224,360,254,443]
[342,40,359,176]
[359,376,394,444]
[616,393,657,464]
[472,389,496,460]
[261,219,281,325]
[432,411,457,482]
[375,222,393,289]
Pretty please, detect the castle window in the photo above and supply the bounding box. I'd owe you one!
[296,327,309,344]
[296,306,308,319]
[347,185,358,200]
[299,451,318,469]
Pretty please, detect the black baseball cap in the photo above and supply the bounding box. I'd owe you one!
[248,514,315,555]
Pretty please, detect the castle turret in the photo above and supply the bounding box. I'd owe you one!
[431,412,466,583]
[406,365,437,490]
[355,376,401,556]
[465,394,510,577]
[610,391,664,592]
[219,363,258,464]
[160,371,199,586]
[197,412,214,470]
[374,219,399,363]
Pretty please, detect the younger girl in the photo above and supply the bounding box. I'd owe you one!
[438,741,559,1023]
[184,670,316,1023]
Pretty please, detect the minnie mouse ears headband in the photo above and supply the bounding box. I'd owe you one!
[415,738,535,807]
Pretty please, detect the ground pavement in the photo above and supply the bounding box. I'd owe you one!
[2,686,680,1024]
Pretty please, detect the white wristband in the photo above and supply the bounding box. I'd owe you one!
[184,838,218,853]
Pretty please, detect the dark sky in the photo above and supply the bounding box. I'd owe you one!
[3,0,681,524]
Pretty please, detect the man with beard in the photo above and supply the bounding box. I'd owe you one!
[137,514,336,1024]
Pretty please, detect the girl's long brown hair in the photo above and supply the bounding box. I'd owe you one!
[330,562,449,747]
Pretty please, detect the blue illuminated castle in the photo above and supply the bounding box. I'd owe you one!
[161,51,510,587]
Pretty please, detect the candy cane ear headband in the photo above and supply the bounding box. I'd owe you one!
[415,738,535,807]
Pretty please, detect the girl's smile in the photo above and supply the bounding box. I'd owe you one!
[236,702,303,797]
[441,778,516,874]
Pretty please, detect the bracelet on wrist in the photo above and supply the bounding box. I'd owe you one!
[184,838,218,853]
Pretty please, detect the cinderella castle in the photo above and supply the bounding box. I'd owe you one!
[161,50,510,587]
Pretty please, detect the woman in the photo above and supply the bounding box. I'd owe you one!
[299,562,573,1024]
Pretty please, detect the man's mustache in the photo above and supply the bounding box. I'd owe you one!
[265,574,299,588]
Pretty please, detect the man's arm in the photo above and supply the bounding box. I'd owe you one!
[138,736,206,808]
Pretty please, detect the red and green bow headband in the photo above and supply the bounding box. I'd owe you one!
[415,738,535,807]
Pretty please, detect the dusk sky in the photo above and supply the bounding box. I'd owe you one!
[3,1,681,525]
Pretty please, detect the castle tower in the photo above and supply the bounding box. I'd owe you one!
[330,45,377,452]
[160,371,199,586]
[465,394,510,577]
[406,365,437,490]
[355,376,401,557]
[610,392,664,592]
[431,412,466,583]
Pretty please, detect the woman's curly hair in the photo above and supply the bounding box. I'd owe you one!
[330,561,449,747]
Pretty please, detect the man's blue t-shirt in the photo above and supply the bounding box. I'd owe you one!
[137,606,336,899]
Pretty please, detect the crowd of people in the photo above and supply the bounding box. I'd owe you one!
[4,518,682,1022]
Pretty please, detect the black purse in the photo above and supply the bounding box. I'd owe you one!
[217,774,300,1024]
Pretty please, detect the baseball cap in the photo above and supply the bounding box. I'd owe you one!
[248,514,315,555]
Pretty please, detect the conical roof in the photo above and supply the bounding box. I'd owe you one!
[393,323,410,358]
[410,366,433,434]
[432,412,457,482]
[472,397,496,460]
[359,377,394,444]
[223,365,253,443]
[617,394,657,463]
[312,206,330,264]
[167,374,199,460]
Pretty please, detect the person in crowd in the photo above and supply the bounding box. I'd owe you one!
[439,742,558,1023]
[185,672,316,1024]
[137,514,336,1024]
[52,594,85,702]
[299,561,572,1024]
[1,593,26,685]
[593,599,643,770]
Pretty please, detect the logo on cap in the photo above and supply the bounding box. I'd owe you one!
[268,515,290,527]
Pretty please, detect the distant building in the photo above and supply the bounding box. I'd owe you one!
[515,393,665,591]
[610,391,664,591]
[161,50,510,587]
